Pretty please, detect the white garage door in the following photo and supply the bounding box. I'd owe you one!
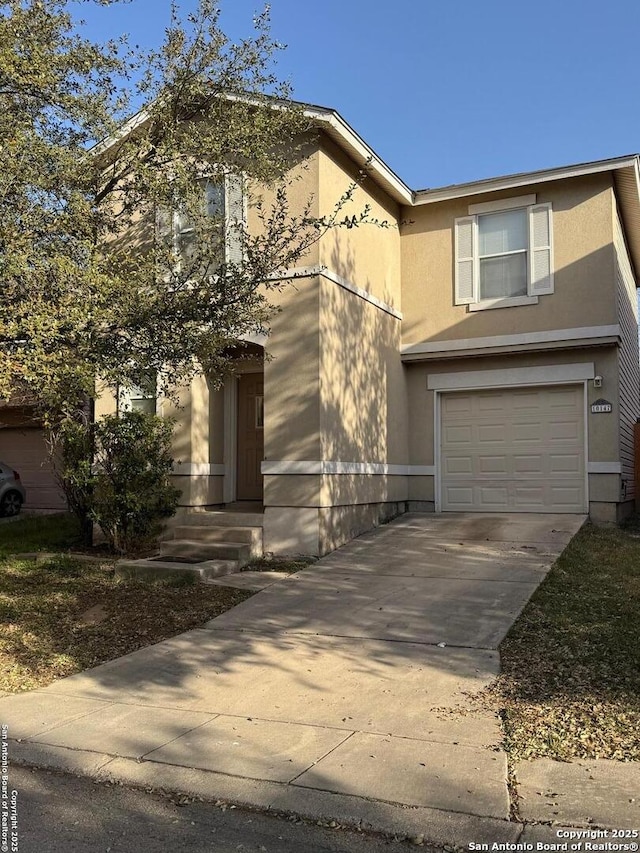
[440,385,586,513]
[0,427,67,510]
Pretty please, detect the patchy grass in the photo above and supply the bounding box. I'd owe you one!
[487,522,640,762]
[244,555,317,574]
[0,513,82,557]
[0,516,254,693]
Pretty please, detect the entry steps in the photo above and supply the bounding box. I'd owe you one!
[115,509,264,583]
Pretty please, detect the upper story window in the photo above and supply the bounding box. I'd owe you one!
[455,195,553,310]
[173,179,224,266]
[156,173,244,271]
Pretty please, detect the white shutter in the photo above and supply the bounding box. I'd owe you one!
[454,216,476,304]
[529,203,553,295]
[225,173,245,266]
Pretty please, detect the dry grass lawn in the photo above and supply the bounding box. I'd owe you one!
[488,521,640,761]
[0,514,253,693]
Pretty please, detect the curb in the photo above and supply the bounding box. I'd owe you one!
[10,740,525,847]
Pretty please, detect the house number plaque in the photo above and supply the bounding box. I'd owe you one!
[591,399,613,414]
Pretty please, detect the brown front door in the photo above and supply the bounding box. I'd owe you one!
[236,373,264,501]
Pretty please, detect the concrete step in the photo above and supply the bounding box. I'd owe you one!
[160,538,252,565]
[172,525,262,556]
[115,557,239,583]
[179,510,264,528]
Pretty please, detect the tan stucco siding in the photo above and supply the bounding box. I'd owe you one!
[320,279,406,470]
[320,474,408,507]
[247,141,321,270]
[264,275,321,462]
[614,203,640,498]
[401,174,616,346]
[317,137,402,308]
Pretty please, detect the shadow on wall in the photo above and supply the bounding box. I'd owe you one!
[264,233,409,548]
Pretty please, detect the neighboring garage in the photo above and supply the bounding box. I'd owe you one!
[440,385,586,513]
[0,410,67,511]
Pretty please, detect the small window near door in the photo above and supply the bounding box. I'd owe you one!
[119,372,157,415]
[255,395,264,429]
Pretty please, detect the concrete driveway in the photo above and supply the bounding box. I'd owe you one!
[0,512,585,843]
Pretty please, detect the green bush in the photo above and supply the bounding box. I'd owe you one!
[90,412,180,555]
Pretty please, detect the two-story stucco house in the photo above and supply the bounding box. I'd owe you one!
[14,100,639,551]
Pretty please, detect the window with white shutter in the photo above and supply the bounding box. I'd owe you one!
[454,200,553,307]
[455,216,476,304]
[529,203,554,295]
[225,173,245,267]
[155,173,244,271]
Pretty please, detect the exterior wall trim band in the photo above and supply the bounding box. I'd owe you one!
[402,325,620,359]
[271,265,402,320]
[587,462,622,474]
[427,363,595,391]
[173,463,226,476]
[261,461,434,476]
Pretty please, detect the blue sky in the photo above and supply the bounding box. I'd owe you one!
[76,0,640,190]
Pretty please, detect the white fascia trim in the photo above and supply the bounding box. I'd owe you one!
[414,156,640,206]
[173,463,226,476]
[402,325,621,357]
[588,462,622,474]
[271,265,402,320]
[261,461,434,476]
[427,363,595,391]
[468,194,537,214]
[308,108,413,206]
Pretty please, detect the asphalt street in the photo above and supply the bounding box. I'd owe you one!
[10,765,426,853]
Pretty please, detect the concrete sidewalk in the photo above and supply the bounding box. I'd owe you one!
[4,511,629,845]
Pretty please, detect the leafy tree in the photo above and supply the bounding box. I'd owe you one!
[0,0,378,417]
[88,411,180,554]
[0,0,385,537]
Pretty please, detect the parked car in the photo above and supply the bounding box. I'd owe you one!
[0,462,26,516]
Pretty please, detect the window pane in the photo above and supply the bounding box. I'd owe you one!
[131,397,156,415]
[479,209,527,256]
[203,181,224,217]
[255,395,264,428]
[480,254,527,299]
[176,227,197,265]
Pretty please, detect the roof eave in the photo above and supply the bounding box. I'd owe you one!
[303,106,413,206]
[414,155,640,281]
[91,97,414,207]
[413,156,640,205]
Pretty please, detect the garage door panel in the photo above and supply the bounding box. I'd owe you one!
[550,486,584,506]
[478,455,508,474]
[444,487,474,507]
[0,427,66,510]
[444,424,473,444]
[549,420,581,441]
[477,394,507,413]
[550,454,581,473]
[477,424,505,443]
[513,486,546,507]
[444,456,473,475]
[443,395,473,415]
[479,486,509,507]
[513,455,544,474]
[512,392,541,410]
[512,424,543,443]
[441,386,586,513]
[548,386,581,405]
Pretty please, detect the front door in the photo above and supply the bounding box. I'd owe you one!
[236,373,264,501]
